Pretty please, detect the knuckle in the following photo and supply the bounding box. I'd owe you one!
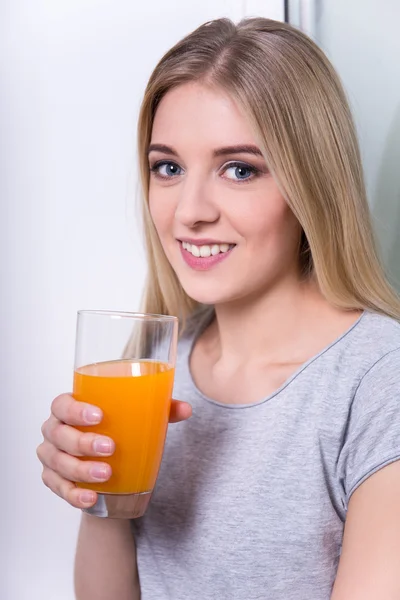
[40,419,48,438]
[42,415,57,443]
[51,394,64,416]
[41,468,51,489]
[37,440,52,468]
[36,443,43,463]
[52,394,74,423]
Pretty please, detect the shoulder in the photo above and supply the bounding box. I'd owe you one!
[344,313,400,445]
[337,313,400,504]
[357,311,400,347]
[353,312,400,382]
[333,311,400,383]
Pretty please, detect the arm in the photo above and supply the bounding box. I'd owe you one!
[75,514,140,600]
[37,394,191,599]
[331,460,400,600]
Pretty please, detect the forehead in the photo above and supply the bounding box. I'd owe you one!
[151,83,257,150]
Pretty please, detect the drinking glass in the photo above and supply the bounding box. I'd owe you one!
[73,310,178,518]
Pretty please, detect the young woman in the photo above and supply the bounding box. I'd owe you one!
[37,17,400,600]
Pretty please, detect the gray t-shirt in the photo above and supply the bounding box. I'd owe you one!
[132,310,400,599]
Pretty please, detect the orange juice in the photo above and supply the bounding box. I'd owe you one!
[73,360,174,494]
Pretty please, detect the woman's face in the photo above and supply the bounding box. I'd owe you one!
[148,83,302,306]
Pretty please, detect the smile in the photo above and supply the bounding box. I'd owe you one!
[182,241,235,257]
[179,240,236,271]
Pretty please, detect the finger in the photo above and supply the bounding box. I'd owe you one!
[169,400,192,423]
[44,419,115,457]
[51,394,103,426]
[42,466,98,509]
[38,440,112,484]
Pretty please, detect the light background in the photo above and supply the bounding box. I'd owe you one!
[1,2,283,598]
[2,1,400,598]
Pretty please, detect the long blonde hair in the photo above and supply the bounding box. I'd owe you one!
[136,17,400,327]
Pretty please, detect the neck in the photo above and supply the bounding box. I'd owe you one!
[210,275,358,365]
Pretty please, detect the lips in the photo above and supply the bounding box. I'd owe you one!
[179,240,235,271]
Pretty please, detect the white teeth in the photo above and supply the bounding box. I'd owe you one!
[200,245,211,257]
[181,241,233,257]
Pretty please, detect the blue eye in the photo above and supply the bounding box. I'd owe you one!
[150,159,262,183]
[151,161,182,178]
[223,163,258,182]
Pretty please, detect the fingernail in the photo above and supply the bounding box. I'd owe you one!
[80,491,96,504]
[93,437,113,455]
[89,464,110,481]
[83,408,102,424]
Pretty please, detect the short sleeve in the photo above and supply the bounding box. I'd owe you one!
[339,347,400,507]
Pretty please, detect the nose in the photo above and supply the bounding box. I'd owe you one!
[174,173,219,229]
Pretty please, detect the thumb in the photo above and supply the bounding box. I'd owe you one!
[169,399,192,423]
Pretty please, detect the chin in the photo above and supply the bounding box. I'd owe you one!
[179,279,243,307]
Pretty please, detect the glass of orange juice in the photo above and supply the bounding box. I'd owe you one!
[72,310,178,519]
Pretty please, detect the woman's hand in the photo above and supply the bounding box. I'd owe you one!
[37,394,192,509]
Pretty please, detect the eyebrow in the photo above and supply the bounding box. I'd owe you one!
[147,143,264,158]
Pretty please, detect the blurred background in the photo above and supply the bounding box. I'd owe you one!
[1,1,399,598]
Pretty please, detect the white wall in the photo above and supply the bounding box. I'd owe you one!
[315,0,400,286]
[1,2,283,599]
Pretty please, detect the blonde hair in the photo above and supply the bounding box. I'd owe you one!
[136,17,400,328]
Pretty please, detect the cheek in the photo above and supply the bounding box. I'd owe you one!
[148,191,178,267]
[148,191,171,237]
[273,207,302,248]
[234,199,300,252]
